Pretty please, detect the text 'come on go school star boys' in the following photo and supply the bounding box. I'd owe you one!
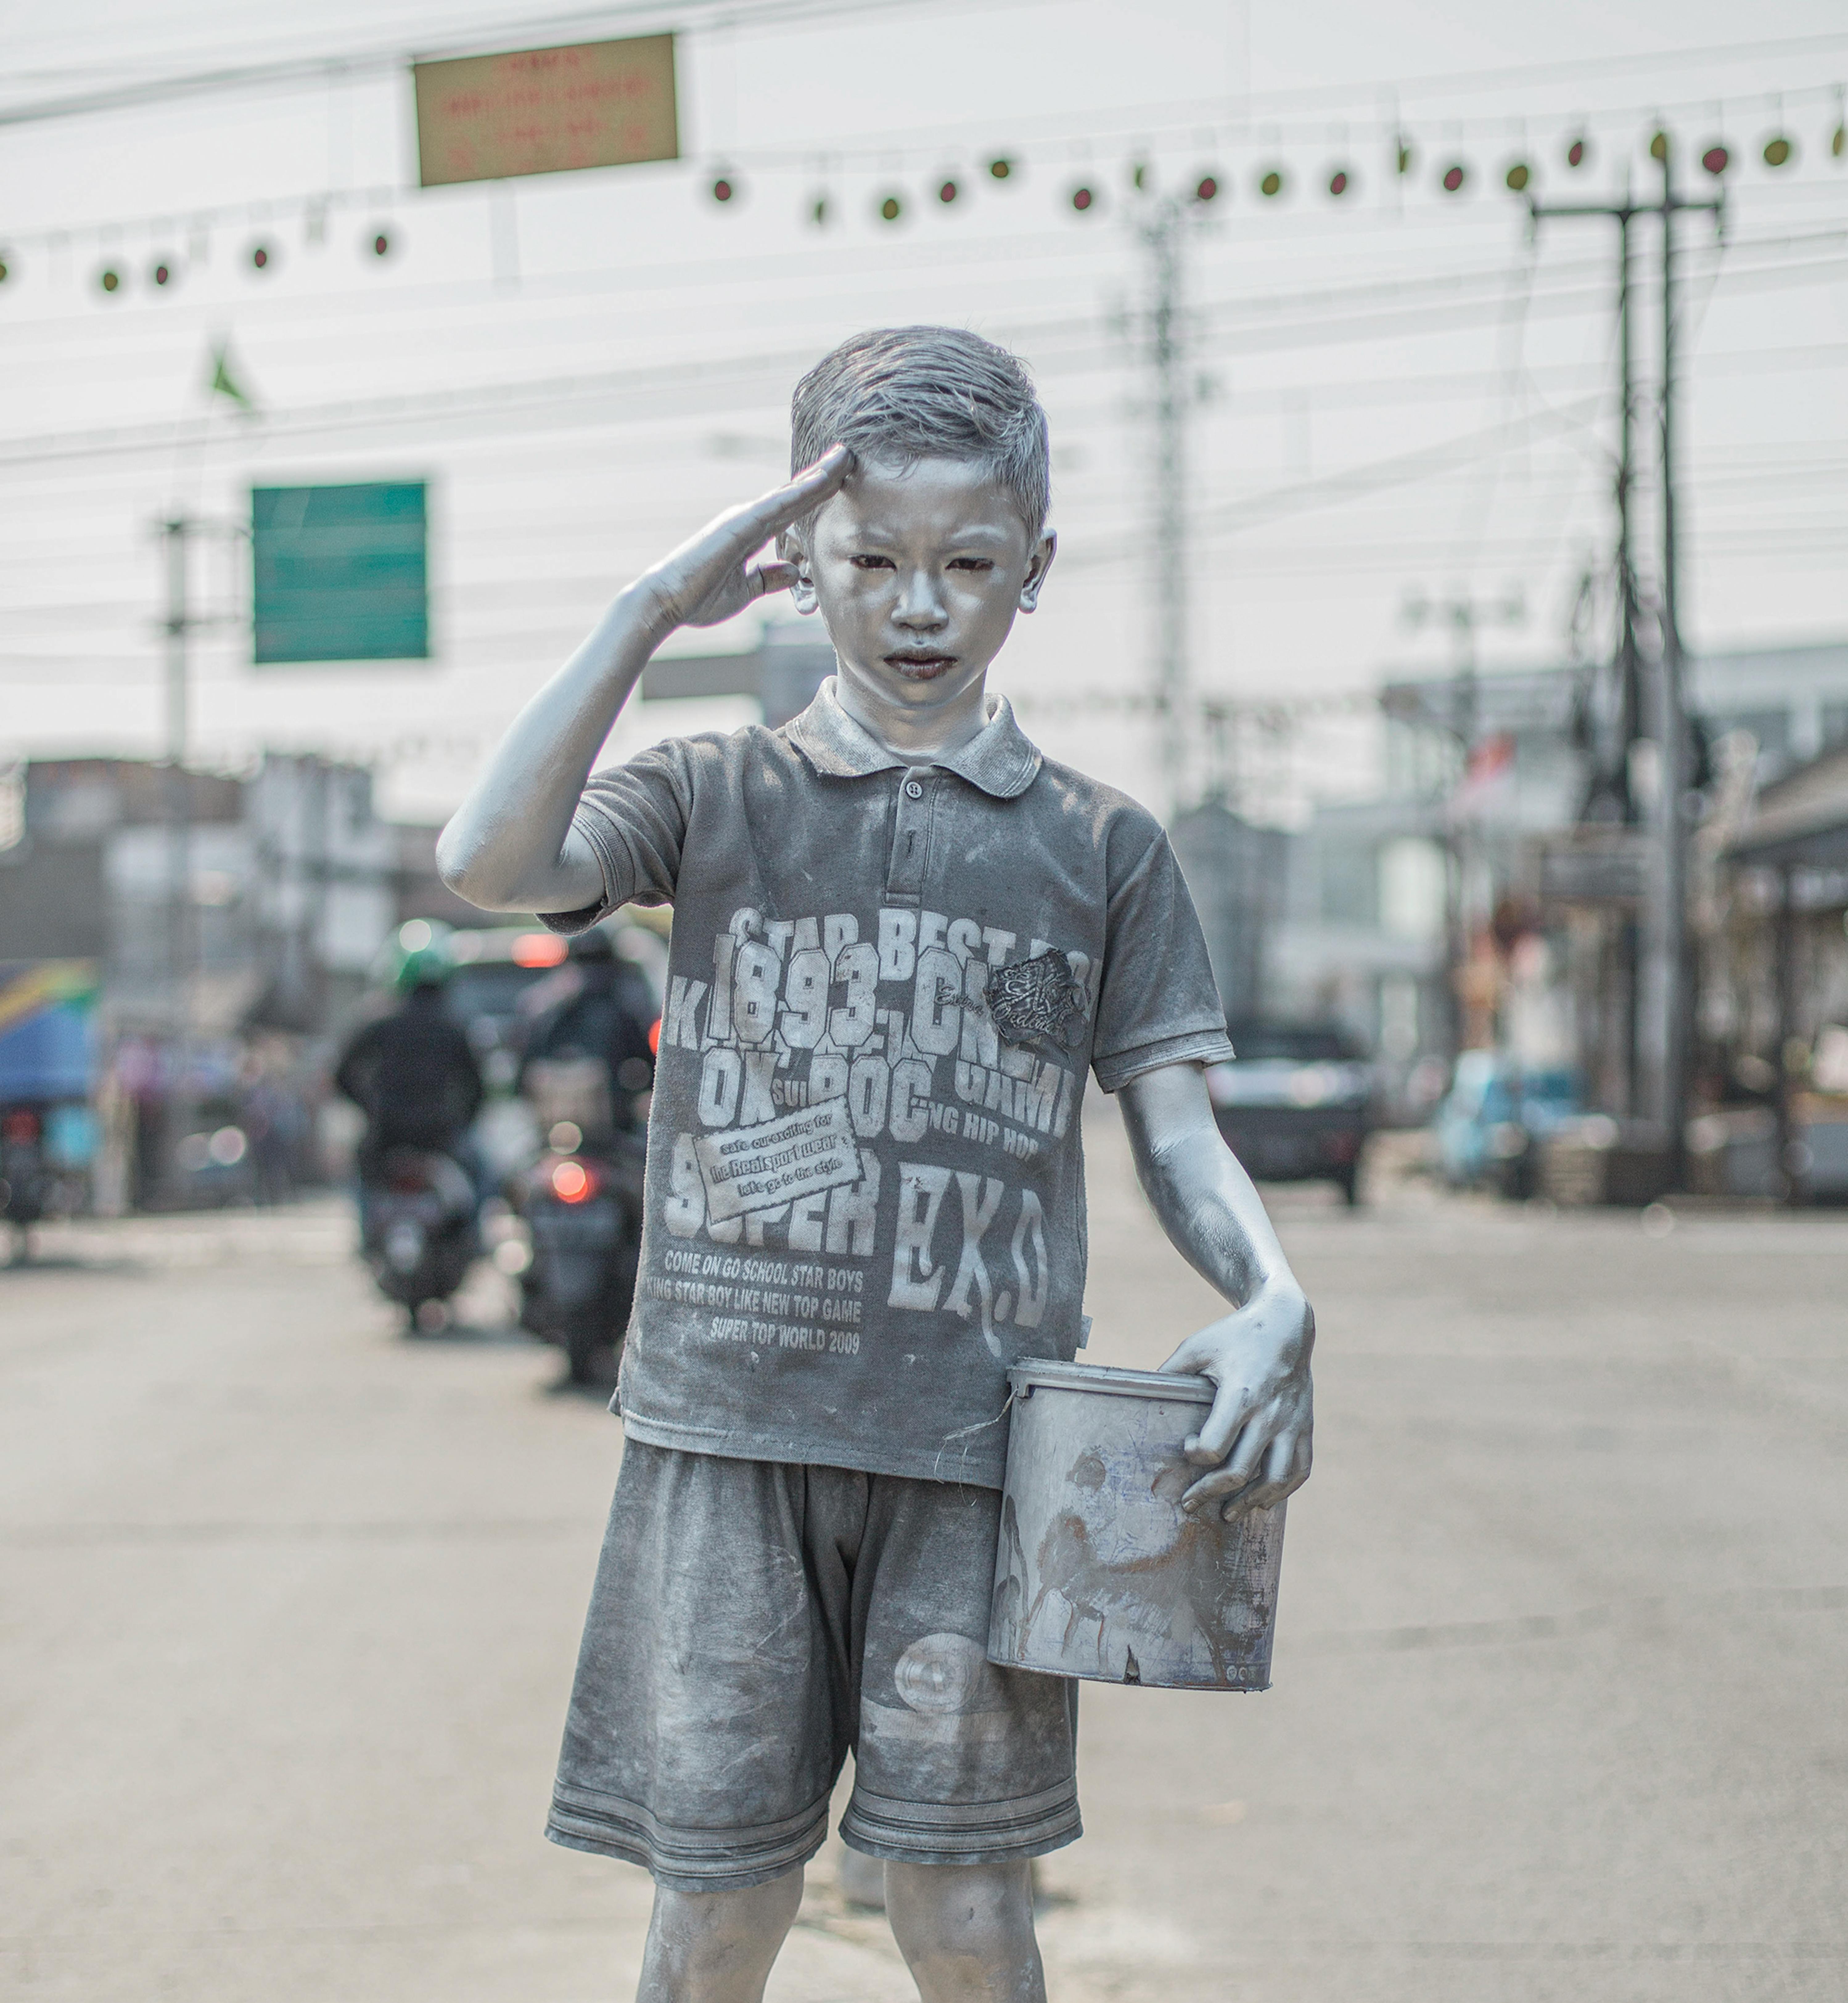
[439,326,1315,2003]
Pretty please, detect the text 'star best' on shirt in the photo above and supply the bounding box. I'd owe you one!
[547,680,1234,1488]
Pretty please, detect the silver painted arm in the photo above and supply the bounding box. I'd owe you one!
[436,450,850,914]
[1119,1061,1315,1520]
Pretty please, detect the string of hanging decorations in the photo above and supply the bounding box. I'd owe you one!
[712,94,1846,224]
[0,183,405,300]
[0,85,1842,300]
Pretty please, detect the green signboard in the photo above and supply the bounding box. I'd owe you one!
[251,481,429,664]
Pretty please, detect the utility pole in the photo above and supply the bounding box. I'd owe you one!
[1139,194,1192,814]
[159,518,193,1036]
[152,512,242,1199]
[1529,145,1722,1178]
[1653,138,1707,1187]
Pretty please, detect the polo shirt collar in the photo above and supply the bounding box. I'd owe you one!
[785,675,1042,800]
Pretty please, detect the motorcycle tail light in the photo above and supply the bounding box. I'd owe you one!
[551,1158,596,1203]
[2,1110,41,1142]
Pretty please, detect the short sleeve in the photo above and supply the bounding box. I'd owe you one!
[537,741,692,934]
[1089,824,1237,1093]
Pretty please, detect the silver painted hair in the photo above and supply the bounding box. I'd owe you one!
[789,326,1051,538]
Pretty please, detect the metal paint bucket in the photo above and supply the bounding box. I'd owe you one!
[987,1359,1285,1690]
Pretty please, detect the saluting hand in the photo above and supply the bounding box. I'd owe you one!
[636,445,852,635]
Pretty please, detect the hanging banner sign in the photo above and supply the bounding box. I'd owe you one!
[413,33,679,189]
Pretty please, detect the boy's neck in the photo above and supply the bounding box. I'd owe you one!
[832,662,992,768]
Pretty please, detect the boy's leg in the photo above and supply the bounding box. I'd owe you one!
[884,1859,1045,2003]
[636,1866,805,2003]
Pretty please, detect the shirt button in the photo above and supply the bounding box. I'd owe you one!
[904,778,924,800]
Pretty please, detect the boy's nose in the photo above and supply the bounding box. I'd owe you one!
[893,573,947,627]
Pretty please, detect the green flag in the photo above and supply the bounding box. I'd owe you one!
[208,340,257,413]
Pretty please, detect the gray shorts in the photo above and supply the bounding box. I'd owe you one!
[546,1442,1081,1892]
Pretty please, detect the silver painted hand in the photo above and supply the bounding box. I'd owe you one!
[1118,1061,1315,1523]
[642,445,852,630]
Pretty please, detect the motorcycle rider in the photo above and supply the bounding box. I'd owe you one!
[335,922,485,1197]
[516,926,655,1141]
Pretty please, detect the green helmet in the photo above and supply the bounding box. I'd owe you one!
[376,918,456,995]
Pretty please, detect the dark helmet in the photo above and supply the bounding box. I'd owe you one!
[567,927,616,964]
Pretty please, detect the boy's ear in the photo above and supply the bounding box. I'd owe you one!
[779,527,819,615]
[1017,531,1057,613]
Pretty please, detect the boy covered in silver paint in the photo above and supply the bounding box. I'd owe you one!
[440,328,1313,2003]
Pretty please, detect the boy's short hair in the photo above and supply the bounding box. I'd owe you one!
[790,326,1050,539]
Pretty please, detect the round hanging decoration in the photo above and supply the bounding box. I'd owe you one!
[879,193,903,221]
[1328,166,1352,196]
[1441,162,1467,193]
[1762,134,1793,168]
[1193,172,1220,203]
[1070,184,1096,212]
[988,157,1013,181]
[1701,143,1729,177]
[1832,123,1845,159]
[937,178,959,205]
[0,252,11,284]
[810,194,829,226]
[1566,133,1590,169]
[1396,137,1414,175]
[1649,129,1670,163]
[98,266,122,293]
[1505,161,1530,192]
[250,243,273,271]
[1258,166,1284,197]
[151,258,175,286]
[371,231,392,257]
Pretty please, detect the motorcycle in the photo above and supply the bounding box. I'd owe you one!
[359,1147,478,1330]
[515,1127,646,1384]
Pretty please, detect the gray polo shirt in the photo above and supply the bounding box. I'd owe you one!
[546,679,1234,1487]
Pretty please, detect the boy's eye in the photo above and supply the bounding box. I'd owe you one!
[848,553,896,570]
[948,558,995,573]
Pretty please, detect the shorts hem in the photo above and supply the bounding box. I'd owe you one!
[546,1787,831,1894]
[839,1779,1083,1866]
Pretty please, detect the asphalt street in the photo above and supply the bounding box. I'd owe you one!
[3,1112,1845,2002]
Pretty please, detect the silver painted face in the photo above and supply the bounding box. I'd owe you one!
[791,456,1055,723]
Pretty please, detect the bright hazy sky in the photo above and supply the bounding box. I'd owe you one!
[3,0,1844,822]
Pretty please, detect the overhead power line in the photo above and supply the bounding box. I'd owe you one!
[3,224,1837,477]
[4,17,1845,134]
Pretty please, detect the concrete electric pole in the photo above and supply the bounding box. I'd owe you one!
[1138,194,1193,814]
[1529,138,1723,1179]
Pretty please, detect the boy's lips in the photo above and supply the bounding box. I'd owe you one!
[883,650,957,679]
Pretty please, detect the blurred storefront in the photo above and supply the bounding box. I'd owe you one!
[0,753,405,1210]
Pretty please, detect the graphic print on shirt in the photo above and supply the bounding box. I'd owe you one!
[641,904,1092,1361]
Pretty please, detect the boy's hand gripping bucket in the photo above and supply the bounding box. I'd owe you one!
[987,1360,1286,1690]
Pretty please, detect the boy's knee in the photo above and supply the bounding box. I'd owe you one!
[883,1857,1037,1955]
[643,1866,805,1996]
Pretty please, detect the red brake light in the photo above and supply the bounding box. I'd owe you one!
[512,933,569,969]
[647,1017,662,1055]
[551,1158,595,1203]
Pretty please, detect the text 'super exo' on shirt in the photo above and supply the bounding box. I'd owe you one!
[544,680,1234,1487]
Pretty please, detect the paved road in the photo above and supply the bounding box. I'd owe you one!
[3,1115,1845,2002]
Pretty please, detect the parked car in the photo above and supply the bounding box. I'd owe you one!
[1435,1052,1582,1198]
[1207,1023,1374,1206]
